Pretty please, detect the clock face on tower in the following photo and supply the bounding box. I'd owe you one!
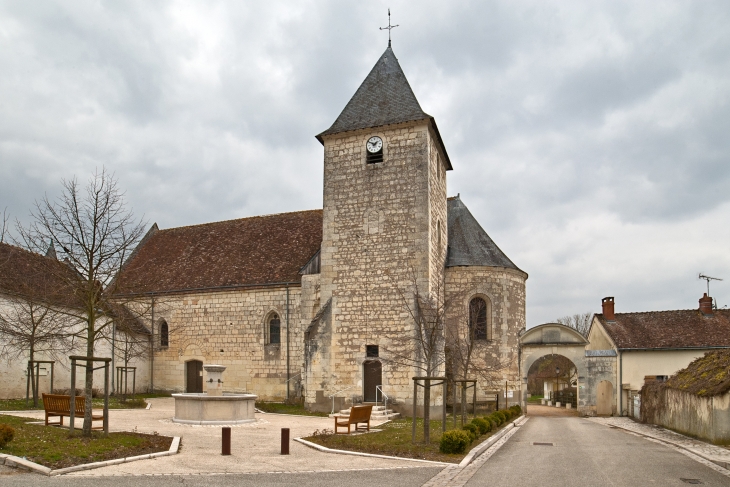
[366,136,383,153]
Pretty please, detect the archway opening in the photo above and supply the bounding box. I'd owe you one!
[527,354,578,408]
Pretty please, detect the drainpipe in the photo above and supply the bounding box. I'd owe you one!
[151,296,155,393]
[286,285,290,401]
[618,350,622,416]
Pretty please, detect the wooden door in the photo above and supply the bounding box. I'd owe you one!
[186,360,203,393]
[597,380,613,416]
[363,360,382,402]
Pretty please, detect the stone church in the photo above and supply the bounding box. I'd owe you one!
[119,45,527,414]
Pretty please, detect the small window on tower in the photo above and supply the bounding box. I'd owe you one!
[366,136,384,164]
[366,345,379,357]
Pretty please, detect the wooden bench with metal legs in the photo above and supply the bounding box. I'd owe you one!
[334,404,372,434]
[42,393,104,429]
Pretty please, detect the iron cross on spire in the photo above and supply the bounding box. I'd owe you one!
[379,9,399,48]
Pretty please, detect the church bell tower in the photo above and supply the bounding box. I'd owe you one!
[306,44,453,412]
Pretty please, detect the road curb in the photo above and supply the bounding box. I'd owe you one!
[0,436,181,476]
[458,414,526,468]
[293,437,450,466]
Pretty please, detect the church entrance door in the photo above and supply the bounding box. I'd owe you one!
[186,360,203,393]
[363,360,382,402]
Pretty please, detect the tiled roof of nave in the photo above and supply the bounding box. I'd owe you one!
[116,209,323,294]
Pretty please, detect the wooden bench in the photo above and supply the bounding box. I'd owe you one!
[42,393,104,429]
[334,404,372,434]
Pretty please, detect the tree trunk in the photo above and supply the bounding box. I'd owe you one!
[29,345,37,408]
[423,379,431,444]
[461,385,467,426]
[82,316,94,436]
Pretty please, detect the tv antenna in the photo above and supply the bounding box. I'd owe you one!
[699,273,723,296]
[380,9,399,48]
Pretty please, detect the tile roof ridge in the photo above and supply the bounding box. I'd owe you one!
[155,208,324,232]
[613,309,705,316]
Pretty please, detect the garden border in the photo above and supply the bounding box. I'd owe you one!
[0,436,180,476]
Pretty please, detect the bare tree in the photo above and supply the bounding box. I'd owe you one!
[446,296,511,421]
[0,207,9,243]
[556,312,593,337]
[16,169,146,436]
[383,268,446,444]
[0,243,82,406]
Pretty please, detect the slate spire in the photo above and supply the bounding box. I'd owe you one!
[317,47,431,141]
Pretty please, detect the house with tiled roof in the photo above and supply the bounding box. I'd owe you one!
[0,242,150,399]
[118,45,527,413]
[585,295,730,417]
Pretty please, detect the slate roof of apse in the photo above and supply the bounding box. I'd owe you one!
[0,242,81,308]
[596,309,730,350]
[316,47,453,170]
[116,209,323,294]
[446,196,523,272]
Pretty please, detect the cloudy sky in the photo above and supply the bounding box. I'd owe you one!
[1,1,729,326]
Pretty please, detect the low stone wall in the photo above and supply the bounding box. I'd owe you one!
[641,383,730,444]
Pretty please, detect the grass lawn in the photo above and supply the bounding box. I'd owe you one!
[526,395,544,404]
[0,393,170,411]
[255,401,329,417]
[0,414,173,469]
[303,416,510,463]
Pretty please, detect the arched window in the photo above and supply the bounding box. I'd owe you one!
[267,313,281,345]
[160,320,169,347]
[469,297,489,340]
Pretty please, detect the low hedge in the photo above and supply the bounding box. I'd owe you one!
[461,422,479,441]
[439,429,472,454]
[471,417,490,435]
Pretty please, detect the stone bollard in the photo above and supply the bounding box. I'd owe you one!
[541,399,546,405]
[566,403,572,409]
[547,401,552,406]
[556,402,561,407]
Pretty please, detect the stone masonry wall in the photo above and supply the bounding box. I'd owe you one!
[444,266,526,407]
[151,285,303,401]
[313,121,444,411]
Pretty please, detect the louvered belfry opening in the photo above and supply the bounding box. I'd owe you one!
[366,147,383,164]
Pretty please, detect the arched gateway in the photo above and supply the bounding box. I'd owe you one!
[520,324,589,414]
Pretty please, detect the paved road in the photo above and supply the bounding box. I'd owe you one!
[465,416,730,486]
[0,466,443,487]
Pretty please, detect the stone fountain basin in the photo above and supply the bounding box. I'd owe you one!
[172,393,258,425]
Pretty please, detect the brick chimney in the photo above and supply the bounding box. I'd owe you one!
[699,293,713,315]
[602,297,615,321]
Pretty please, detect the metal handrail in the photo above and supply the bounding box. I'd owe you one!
[329,387,354,415]
[376,385,389,412]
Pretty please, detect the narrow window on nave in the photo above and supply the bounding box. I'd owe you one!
[160,320,169,347]
[267,313,281,345]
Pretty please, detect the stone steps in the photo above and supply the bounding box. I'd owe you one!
[328,404,400,421]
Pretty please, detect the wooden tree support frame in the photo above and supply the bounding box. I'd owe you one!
[116,366,137,399]
[25,360,55,407]
[69,355,111,435]
[411,376,447,444]
[452,379,477,428]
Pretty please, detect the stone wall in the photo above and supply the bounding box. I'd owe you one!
[445,266,526,407]
[313,120,445,413]
[150,285,303,401]
[642,385,730,444]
